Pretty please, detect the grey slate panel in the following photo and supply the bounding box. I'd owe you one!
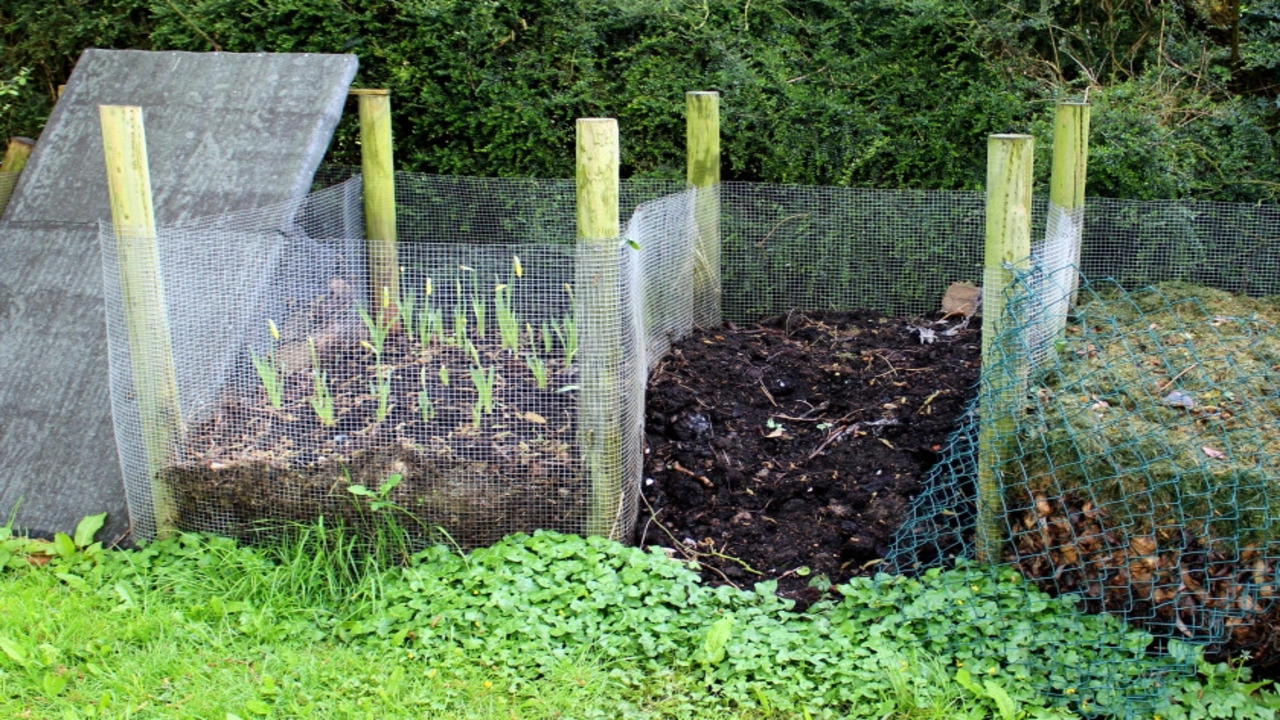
[0,50,358,543]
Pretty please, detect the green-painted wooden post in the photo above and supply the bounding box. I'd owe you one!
[99,105,180,538]
[686,91,721,326]
[1049,101,1091,304]
[975,134,1033,564]
[576,118,624,539]
[354,88,399,326]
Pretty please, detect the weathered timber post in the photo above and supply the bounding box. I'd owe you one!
[353,88,399,325]
[1049,101,1091,306]
[975,134,1033,564]
[0,136,35,215]
[99,105,180,538]
[686,91,721,327]
[1,136,34,172]
[576,117,625,539]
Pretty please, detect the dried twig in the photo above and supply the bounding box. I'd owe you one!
[806,418,899,462]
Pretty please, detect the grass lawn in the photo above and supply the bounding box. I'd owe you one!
[1,517,1276,719]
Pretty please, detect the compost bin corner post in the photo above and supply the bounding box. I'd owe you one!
[1050,100,1091,307]
[976,133,1034,564]
[354,88,399,327]
[99,104,181,538]
[576,117,625,540]
[686,90,721,327]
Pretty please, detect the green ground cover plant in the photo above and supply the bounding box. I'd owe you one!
[2,517,1277,718]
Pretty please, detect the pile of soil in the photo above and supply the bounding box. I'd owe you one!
[636,310,981,601]
[163,316,585,547]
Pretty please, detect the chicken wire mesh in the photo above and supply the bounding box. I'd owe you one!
[0,170,19,217]
[100,172,704,547]
[717,181,1280,714]
[881,225,1280,713]
[98,165,1280,713]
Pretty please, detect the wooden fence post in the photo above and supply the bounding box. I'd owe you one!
[0,136,35,216]
[353,88,399,325]
[99,105,181,538]
[975,134,1033,564]
[686,91,721,327]
[1049,100,1091,305]
[576,117,624,539]
[1,136,34,173]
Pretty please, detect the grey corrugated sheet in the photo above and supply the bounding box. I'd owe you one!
[0,50,358,543]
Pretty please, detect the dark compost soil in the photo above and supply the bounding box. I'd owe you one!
[636,310,980,601]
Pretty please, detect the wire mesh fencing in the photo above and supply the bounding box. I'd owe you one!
[99,167,1280,713]
[0,170,20,218]
[100,172,702,548]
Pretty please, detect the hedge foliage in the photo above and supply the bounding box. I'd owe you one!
[0,0,1276,200]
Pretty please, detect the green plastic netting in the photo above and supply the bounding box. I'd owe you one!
[886,267,1280,714]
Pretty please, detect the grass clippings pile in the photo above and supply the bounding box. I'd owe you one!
[1007,281,1280,664]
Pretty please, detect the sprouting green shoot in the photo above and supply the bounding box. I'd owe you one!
[400,287,419,343]
[460,265,485,338]
[348,472,403,513]
[418,278,442,349]
[418,366,435,422]
[541,321,554,355]
[555,313,578,366]
[494,283,520,353]
[439,363,450,387]
[469,365,496,415]
[464,337,482,369]
[421,306,443,348]
[526,352,548,390]
[307,337,336,427]
[471,294,486,339]
[370,364,393,423]
[251,319,284,408]
[357,287,394,355]
[451,301,467,347]
[558,283,578,365]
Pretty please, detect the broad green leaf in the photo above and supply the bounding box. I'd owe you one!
[954,668,982,695]
[41,671,68,697]
[55,572,88,591]
[53,532,76,560]
[983,679,1018,720]
[243,699,272,716]
[702,616,734,666]
[112,582,136,610]
[378,473,404,496]
[74,513,107,548]
[0,636,30,666]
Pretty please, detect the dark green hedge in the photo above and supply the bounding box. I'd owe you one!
[1,0,1276,200]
